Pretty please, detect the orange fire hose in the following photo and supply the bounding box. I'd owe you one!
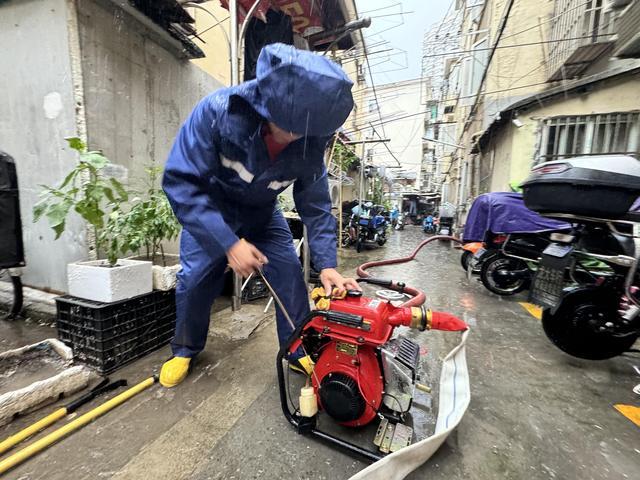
[357,235,462,308]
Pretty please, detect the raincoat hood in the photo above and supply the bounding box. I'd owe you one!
[236,43,354,137]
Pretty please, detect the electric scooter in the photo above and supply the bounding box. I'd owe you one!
[522,155,640,359]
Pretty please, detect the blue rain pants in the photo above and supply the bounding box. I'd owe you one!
[171,210,308,358]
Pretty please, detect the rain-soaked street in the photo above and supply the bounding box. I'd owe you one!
[3,226,639,480]
[3,0,640,477]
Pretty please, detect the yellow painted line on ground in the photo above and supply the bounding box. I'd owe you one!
[519,302,543,320]
[614,404,640,427]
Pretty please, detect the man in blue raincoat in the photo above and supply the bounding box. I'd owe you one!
[160,44,360,387]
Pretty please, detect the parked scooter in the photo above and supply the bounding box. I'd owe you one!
[354,205,388,252]
[395,212,405,231]
[460,242,483,272]
[339,210,356,248]
[423,215,436,234]
[437,203,456,239]
[463,192,571,296]
[522,155,640,359]
[438,216,454,237]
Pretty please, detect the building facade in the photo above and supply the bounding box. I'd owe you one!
[421,4,463,201]
[422,0,640,225]
[476,0,640,193]
[360,80,425,184]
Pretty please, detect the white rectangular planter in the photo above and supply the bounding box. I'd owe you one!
[128,254,181,291]
[67,259,152,303]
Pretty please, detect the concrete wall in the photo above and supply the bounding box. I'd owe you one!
[0,0,223,292]
[76,0,224,260]
[77,0,223,194]
[448,0,555,208]
[483,72,640,192]
[482,0,554,123]
[0,0,89,292]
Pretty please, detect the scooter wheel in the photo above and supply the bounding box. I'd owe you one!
[542,288,639,360]
[340,232,351,248]
[460,251,472,271]
[480,255,529,296]
[356,239,362,253]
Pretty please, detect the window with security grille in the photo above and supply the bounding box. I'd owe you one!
[538,112,640,162]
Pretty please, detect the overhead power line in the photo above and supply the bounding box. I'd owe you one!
[343,79,556,135]
[356,23,402,167]
[369,11,415,19]
[419,0,592,49]
[359,3,402,15]
[499,0,593,41]
[421,34,615,59]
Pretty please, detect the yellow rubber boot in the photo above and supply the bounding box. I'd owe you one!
[159,357,191,388]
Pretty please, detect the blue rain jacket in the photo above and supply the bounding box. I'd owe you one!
[163,44,354,271]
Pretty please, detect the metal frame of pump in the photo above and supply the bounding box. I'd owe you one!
[276,280,428,463]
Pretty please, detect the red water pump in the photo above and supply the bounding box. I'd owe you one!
[286,283,467,428]
[277,235,467,461]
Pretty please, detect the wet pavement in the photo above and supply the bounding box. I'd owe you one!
[2,226,640,479]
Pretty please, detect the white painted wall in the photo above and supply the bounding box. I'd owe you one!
[0,0,89,292]
[365,80,424,185]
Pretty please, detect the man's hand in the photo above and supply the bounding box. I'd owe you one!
[227,239,268,277]
[319,268,361,296]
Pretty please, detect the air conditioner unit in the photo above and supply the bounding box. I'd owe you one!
[615,0,640,57]
[445,114,455,123]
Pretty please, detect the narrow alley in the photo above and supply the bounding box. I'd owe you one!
[2,1,640,477]
[2,227,637,480]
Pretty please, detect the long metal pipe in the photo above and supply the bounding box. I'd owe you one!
[229,0,263,310]
[229,0,239,84]
[228,0,241,308]
[239,0,265,55]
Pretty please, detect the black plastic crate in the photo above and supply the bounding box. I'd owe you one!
[242,276,269,302]
[55,290,176,374]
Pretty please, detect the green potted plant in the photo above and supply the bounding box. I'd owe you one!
[33,138,152,303]
[108,166,182,290]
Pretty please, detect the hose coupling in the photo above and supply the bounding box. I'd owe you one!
[410,306,431,331]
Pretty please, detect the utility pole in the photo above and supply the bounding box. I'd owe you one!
[343,138,390,240]
[229,0,238,85]
[229,0,241,310]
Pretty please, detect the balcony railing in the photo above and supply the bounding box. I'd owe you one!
[547,0,618,81]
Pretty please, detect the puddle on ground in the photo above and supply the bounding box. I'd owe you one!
[0,348,68,396]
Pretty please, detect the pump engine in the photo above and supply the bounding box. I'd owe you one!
[288,289,467,427]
